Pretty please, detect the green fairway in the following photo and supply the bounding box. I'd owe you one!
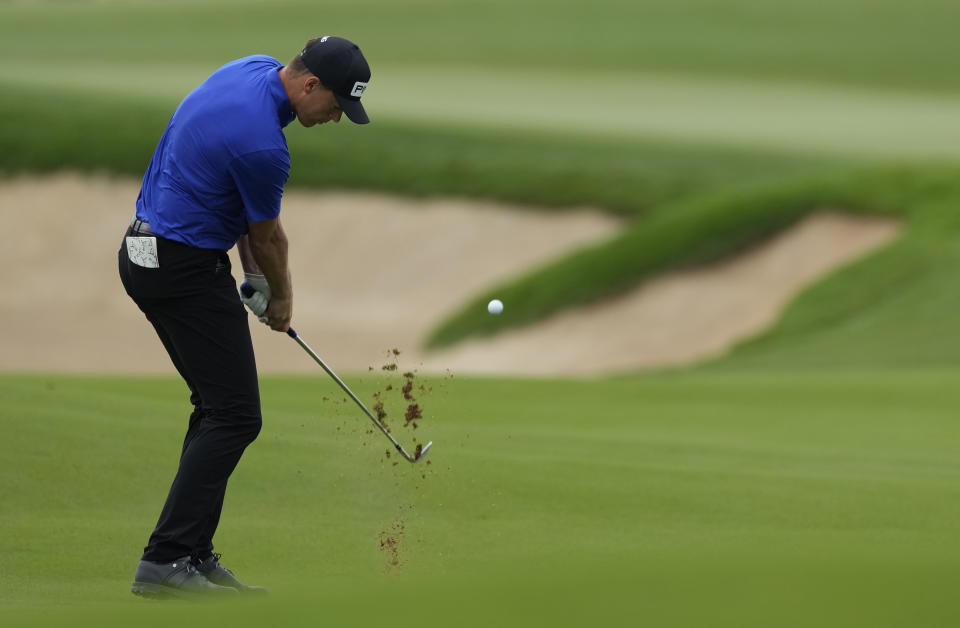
[2,371,960,625]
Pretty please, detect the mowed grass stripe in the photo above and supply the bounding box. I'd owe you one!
[5,62,960,157]
[374,67,960,158]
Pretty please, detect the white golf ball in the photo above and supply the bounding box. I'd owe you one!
[487,299,504,315]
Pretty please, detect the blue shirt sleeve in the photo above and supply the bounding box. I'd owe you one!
[228,149,290,223]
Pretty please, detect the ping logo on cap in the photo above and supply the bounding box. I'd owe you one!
[350,81,368,98]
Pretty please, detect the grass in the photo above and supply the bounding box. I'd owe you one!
[719,197,960,369]
[0,80,834,215]
[4,0,960,193]
[2,370,960,626]
[11,63,960,158]
[2,0,960,93]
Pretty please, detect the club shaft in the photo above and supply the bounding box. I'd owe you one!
[288,330,411,458]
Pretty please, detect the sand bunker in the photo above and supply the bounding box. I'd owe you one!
[0,173,899,376]
[422,213,900,375]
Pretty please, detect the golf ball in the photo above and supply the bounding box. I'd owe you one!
[488,299,504,315]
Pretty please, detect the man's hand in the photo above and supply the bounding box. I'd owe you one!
[243,273,271,300]
[240,273,271,320]
[264,296,292,332]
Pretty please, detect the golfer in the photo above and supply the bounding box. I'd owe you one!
[119,36,371,598]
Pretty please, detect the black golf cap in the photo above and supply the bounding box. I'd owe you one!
[299,36,371,124]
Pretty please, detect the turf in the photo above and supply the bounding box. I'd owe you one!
[2,371,960,626]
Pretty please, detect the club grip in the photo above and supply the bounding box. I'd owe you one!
[242,283,295,336]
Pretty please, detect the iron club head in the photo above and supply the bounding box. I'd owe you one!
[413,441,433,462]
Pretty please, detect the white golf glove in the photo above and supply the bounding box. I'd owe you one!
[240,273,271,323]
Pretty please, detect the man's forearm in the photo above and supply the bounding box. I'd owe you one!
[237,235,262,275]
[246,222,292,300]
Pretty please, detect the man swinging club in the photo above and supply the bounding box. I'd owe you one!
[119,36,371,598]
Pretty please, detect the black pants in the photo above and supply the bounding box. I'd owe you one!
[118,226,262,563]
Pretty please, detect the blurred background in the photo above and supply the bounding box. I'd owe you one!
[2,0,960,625]
[4,0,960,374]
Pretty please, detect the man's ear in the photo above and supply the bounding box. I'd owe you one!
[304,75,321,93]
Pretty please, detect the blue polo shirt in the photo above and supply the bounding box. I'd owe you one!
[135,55,296,250]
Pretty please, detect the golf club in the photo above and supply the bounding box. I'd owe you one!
[241,284,432,463]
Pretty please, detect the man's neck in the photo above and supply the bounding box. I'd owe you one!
[277,67,298,109]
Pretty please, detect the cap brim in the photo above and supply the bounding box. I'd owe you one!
[334,94,369,124]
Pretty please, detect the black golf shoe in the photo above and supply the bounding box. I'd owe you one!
[131,556,239,599]
[195,553,267,594]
